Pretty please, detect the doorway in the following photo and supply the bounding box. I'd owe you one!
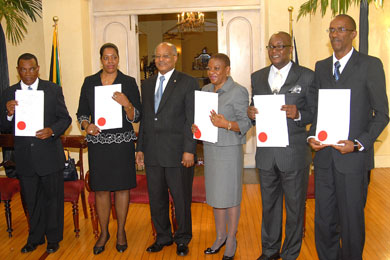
[138,12,217,87]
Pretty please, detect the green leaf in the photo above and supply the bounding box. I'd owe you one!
[0,0,42,45]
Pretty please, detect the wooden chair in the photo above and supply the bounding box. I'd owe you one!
[0,134,28,237]
[60,135,88,238]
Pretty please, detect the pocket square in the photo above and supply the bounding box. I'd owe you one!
[288,85,302,94]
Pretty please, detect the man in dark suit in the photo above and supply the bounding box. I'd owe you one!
[247,32,315,260]
[135,42,199,256]
[308,15,389,260]
[0,53,71,254]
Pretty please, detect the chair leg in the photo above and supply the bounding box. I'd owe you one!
[89,204,99,239]
[170,201,177,235]
[3,200,13,238]
[151,219,157,240]
[80,189,88,219]
[111,204,117,220]
[72,202,80,238]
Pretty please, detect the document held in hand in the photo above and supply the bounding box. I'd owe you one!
[194,90,218,143]
[94,84,122,130]
[253,94,289,147]
[315,89,351,145]
[15,90,44,137]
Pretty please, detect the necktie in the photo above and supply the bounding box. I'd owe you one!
[271,71,282,94]
[155,75,165,113]
[334,61,341,81]
[28,86,32,90]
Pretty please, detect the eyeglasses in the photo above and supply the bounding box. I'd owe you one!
[266,45,291,51]
[18,67,38,73]
[153,54,175,60]
[327,27,355,33]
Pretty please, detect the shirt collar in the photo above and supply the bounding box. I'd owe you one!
[271,61,292,78]
[20,78,39,90]
[333,47,354,74]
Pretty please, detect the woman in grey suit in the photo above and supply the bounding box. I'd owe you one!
[192,54,251,260]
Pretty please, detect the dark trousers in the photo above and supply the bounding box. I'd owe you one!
[145,165,194,245]
[259,165,309,260]
[314,162,366,260]
[18,170,64,244]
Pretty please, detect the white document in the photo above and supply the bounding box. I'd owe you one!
[194,90,218,143]
[15,90,44,137]
[253,94,289,147]
[94,84,122,130]
[315,89,351,145]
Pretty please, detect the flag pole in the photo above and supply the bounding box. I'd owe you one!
[288,6,293,60]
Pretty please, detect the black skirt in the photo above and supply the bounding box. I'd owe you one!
[88,140,136,191]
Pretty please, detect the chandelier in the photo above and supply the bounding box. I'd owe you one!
[177,12,205,33]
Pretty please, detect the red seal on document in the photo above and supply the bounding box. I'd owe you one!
[258,132,267,142]
[318,130,327,142]
[97,117,106,126]
[17,121,26,130]
[194,129,201,139]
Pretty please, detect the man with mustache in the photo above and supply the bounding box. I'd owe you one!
[248,32,315,260]
[308,14,389,260]
[136,42,199,256]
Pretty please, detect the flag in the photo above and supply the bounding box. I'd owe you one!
[0,24,9,98]
[293,36,299,65]
[49,23,61,86]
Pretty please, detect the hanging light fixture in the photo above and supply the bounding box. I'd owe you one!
[177,12,205,33]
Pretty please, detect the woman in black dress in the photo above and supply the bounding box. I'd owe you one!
[77,43,141,254]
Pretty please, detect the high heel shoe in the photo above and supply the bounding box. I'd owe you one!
[93,233,110,255]
[204,238,227,254]
[222,240,237,260]
[116,243,128,253]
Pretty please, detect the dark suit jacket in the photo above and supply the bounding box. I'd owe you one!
[309,50,389,173]
[251,62,316,171]
[76,70,142,133]
[0,79,72,176]
[136,70,199,167]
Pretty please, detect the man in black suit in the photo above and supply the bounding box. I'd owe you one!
[248,32,315,260]
[308,15,389,260]
[136,42,199,256]
[0,53,71,254]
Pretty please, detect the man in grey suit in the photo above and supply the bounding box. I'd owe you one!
[247,32,315,260]
[136,42,199,256]
[308,15,388,260]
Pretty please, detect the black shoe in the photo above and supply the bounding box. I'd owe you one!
[116,243,128,253]
[46,243,59,254]
[204,238,227,254]
[176,243,189,256]
[222,255,234,260]
[257,252,281,260]
[93,234,110,255]
[21,240,45,253]
[146,241,173,253]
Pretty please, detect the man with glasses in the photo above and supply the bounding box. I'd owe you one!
[247,32,316,260]
[0,53,71,254]
[136,42,199,256]
[308,14,388,260]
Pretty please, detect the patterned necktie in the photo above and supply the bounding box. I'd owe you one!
[154,75,165,113]
[271,70,283,94]
[334,61,341,81]
[28,86,32,90]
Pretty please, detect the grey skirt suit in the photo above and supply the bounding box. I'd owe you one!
[202,77,252,208]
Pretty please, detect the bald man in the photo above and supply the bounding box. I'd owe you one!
[248,32,316,260]
[136,42,199,256]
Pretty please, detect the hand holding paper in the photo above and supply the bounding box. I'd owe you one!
[194,90,218,143]
[253,94,289,147]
